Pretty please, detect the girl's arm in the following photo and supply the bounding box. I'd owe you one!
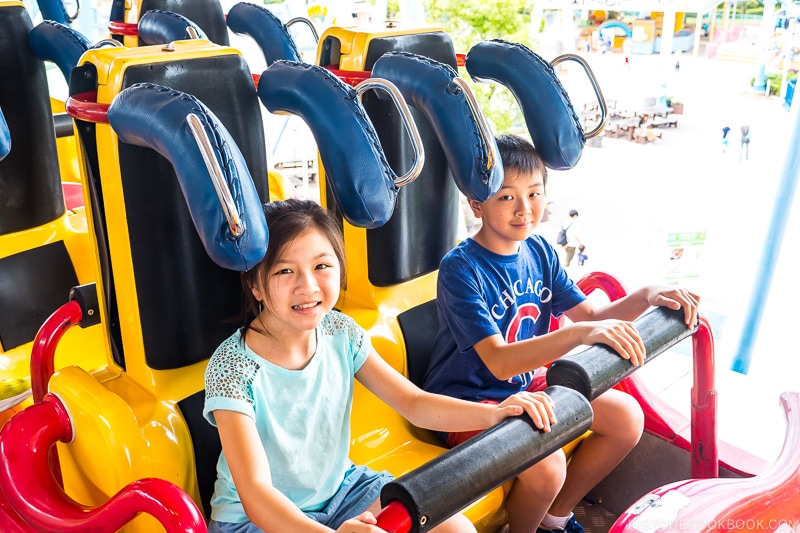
[215,410,382,533]
[355,350,556,433]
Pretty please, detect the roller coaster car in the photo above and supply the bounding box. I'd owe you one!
[0,14,798,533]
[0,1,105,421]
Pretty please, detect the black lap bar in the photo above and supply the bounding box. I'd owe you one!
[380,385,592,533]
[547,306,698,401]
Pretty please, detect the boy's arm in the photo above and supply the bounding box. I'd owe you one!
[564,285,699,328]
[356,350,557,433]
[473,316,646,380]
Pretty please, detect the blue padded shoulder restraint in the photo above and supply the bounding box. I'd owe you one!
[0,107,10,161]
[227,3,302,67]
[372,51,502,202]
[107,83,268,271]
[29,20,91,82]
[35,0,70,25]
[138,9,208,45]
[258,60,398,229]
[466,39,584,171]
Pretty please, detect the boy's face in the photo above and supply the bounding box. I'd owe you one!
[468,168,546,255]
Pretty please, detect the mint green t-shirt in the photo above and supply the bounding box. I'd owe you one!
[203,311,371,523]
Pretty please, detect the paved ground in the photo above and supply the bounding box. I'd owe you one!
[536,50,798,463]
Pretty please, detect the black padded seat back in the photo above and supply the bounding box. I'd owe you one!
[178,389,221,519]
[113,55,267,370]
[0,242,78,350]
[118,55,267,370]
[397,299,439,388]
[320,32,460,287]
[0,5,64,236]
[140,0,229,45]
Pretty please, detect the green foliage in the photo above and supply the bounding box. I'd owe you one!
[424,0,532,135]
[387,0,400,20]
[750,71,795,96]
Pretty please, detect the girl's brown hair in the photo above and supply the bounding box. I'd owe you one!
[239,199,346,335]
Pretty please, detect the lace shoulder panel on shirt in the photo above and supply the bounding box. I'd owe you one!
[322,311,365,353]
[205,334,260,405]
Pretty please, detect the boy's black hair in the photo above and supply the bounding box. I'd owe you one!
[569,209,579,217]
[496,133,548,187]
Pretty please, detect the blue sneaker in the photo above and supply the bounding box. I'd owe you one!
[537,514,585,533]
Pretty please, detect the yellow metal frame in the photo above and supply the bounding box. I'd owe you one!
[50,41,244,531]
[2,22,587,532]
[0,3,105,415]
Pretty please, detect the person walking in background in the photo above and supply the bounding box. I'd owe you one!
[562,210,583,267]
[721,125,730,152]
[740,123,750,161]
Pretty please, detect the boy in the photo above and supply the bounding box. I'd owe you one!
[423,134,700,533]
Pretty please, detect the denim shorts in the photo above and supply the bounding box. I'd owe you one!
[208,465,394,533]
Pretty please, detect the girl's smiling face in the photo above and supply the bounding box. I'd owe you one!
[253,228,341,337]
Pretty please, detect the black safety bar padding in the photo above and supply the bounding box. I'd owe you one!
[139,0,228,46]
[380,385,593,532]
[0,242,79,350]
[0,5,65,236]
[546,306,697,401]
[54,113,74,138]
[115,55,267,370]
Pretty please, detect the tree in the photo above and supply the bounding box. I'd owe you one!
[424,0,533,134]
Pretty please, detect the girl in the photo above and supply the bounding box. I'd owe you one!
[204,198,557,533]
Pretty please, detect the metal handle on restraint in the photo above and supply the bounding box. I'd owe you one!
[551,53,607,139]
[286,17,319,43]
[186,113,244,238]
[66,0,80,23]
[451,77,498,172]
[355,78,425,187]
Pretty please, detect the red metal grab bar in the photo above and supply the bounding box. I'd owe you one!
[108,20,139,36]
[31,300,83,404]
[0,394,207,532]
[575,271,719,479]
[691,316,718,479]
[375,500,413,533]
[65,91,110,123]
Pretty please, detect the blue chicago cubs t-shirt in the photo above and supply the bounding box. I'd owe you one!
[423,235,586,402]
